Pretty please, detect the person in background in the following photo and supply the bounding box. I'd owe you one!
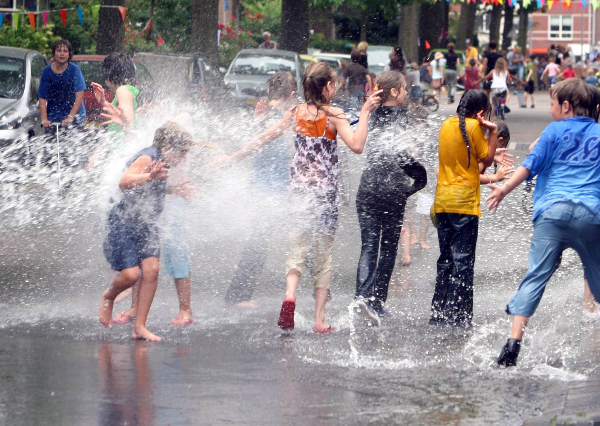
[258,31,278,49]
[388,46,406,74]
[444,42,461,104]
[39,39,87,129]
[465,39,479,63]
[430,52,446,99]
[342,49,369,109]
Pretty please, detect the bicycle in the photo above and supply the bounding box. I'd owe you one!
[492,90,508,121]
[409,84,439,113]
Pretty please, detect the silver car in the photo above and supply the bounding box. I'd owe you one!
[224,48,303,107]
[0,46,48,147]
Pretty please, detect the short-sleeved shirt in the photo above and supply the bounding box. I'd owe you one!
[434,117,489,216]
[445,52,459,71]
[484,51,502,74]
[431,58,446,79]
[521,116,600,222]
[38,62,86,123]
[562,68,576,79]
[545,62,561,77]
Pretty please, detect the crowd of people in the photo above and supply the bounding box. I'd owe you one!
[34,38,600,367]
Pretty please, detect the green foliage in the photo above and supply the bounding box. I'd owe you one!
[241,0,281,40]
[48,0,100,54]
[309,33,352,53]
[0,24,60,56]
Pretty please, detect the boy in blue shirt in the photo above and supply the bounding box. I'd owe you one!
[38,39,87,128]
[487,78,600,366]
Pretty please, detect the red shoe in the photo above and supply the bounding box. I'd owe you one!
[278,300,295,330]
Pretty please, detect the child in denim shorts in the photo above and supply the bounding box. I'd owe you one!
[487,78,600,366]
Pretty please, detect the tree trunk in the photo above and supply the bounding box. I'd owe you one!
[517,4,529,53]
[489,4,502,45]
[360,9,368,42]
[419,1,445,60]
[96,0,125,54]
[502,1,514,50]
[191,0,218,65]
[280,0,309,53]
[457,2,477,50]
[400,2,420,63]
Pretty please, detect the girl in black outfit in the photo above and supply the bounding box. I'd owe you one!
[353,71,428,323]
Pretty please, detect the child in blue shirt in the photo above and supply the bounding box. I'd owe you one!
[487,78,600,366]
[38,39,86,127]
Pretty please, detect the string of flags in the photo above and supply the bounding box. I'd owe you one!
[0,4,127,30]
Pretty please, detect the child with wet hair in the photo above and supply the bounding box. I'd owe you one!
[430,89,499,327]
[225,71,298,308]
[352,71,427,323]
[479,120,515,185]
[99,121,193,341]
[220,62,382,332]
[488,78,600,366]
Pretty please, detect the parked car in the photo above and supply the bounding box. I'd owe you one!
[312,52,350,73]
[223,48,303,107]
[367,45,394,75]
[0,46,48,146]
[133,52,222,102]
[71,55,154,122]
[300,54,319,72]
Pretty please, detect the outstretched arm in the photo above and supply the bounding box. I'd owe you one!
[119,156,169,190]
[486,165,531,212]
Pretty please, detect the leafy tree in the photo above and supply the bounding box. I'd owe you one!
[280,0,309,52]
[49,0,99,54]
[0,25,60,56]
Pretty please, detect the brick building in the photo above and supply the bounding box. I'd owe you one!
[529,4,600,56]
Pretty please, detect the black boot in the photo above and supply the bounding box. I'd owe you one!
[497,338,521,367]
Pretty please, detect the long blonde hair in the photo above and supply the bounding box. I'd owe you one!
[494,57,508,74]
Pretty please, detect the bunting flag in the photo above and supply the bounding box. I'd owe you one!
[157,36,164,47]
[425,40,431,50]
[76,7,83,25]
[59,9,66,27]
[0,13,3,30]
[28,12,35,29]
[118,6,126,22]
[143,17,152,33]
[566,0,572,6]
[91,4,100,20]
[42,11,48,26]
[12,12,19,29]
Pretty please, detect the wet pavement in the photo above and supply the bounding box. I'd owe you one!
[1,92,600,425]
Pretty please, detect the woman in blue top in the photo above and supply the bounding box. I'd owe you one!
[38,39,86,128]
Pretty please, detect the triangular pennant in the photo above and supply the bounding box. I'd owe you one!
[425,40,431,49]
[582,0,587,8]
[28,12,35,29]
[499,0,504,5]
[143,17,152,33]
[157,36,164,47]
[42,11,48,26]
[60,9,66,27]
[118,6,126,22]
[12,13,19,29]
[76,7,83,25]
[91,4,100,20]
[0,13,3,30]
[566,0,572,7]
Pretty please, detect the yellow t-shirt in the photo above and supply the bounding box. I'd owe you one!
[466,46,479,61]
[434,117,489,216]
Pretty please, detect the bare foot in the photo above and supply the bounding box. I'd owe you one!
[420,241,431,250]
[132,326,162,342]
[114,287,132,303]
[99,290,114,328]
[113,307,136,324]
[583,300,598,314]
[399,256,412,266]
[235,301,260,309]
[313,322,333,333]
[170,311,194,326]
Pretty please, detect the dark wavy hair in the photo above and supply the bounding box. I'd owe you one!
[456,90,490,167]
[102,52,136,87]
[52,39,73,61]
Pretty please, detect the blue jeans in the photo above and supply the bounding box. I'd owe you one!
[507,202,600,317]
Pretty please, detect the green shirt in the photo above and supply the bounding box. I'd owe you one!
[107,84,139,133]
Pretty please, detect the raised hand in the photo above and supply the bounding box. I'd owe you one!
[91,82,106,105]
[476,110,498,132]
[494,148,514,167]
[147,160,169,180]
[362,89,383,113]
[100,103,126,127]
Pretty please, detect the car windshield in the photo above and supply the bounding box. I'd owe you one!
[0,57,25,99]
[73,60,104,87]
[230,54,296,76]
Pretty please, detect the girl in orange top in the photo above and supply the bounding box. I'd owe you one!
[222,62,381,332]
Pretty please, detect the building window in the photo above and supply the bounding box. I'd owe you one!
[549,15,573,40]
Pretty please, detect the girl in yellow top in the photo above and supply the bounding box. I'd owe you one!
[430,89,498,327]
